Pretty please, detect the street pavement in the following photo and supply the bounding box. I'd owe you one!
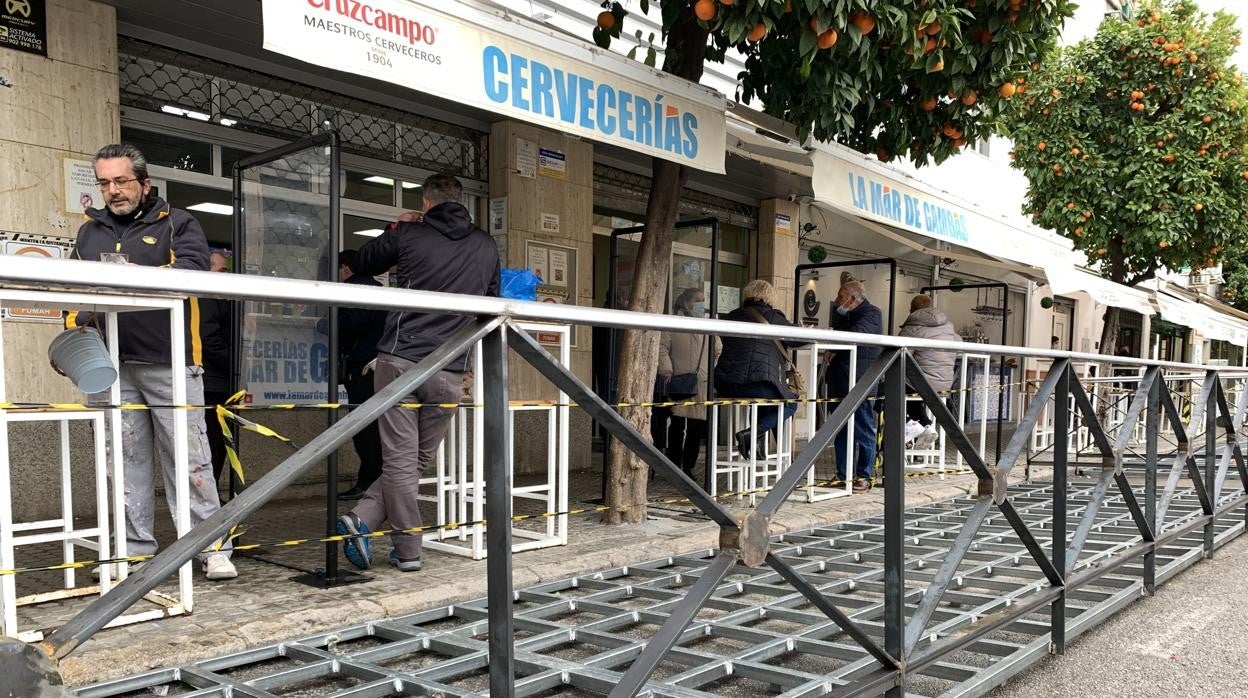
[993,534,1248,697]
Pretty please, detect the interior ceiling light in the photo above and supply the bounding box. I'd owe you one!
[363,176,419,189]
[186,203,233,215]
[161,104,210,121]
[353,228,385,237]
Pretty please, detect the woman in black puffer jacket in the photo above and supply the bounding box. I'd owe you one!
[715,279,808,456]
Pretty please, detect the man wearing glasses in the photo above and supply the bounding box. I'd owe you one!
[67,143,238,580]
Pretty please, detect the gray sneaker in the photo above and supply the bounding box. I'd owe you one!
[389,548,422,572]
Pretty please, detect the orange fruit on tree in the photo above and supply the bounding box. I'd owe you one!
[1131,90,1144,100]
[1071,147,1080,155]
[1074,227,1084,236]
[1194,203,1204,211]
[1037,141,1047,151]
[817,29,838,49]
[924,37,937,53]
[920,96,938,111]
[961,91,978,106]
[999,82,1017,98]
[931,58,944,72]
[720,0,734,4]
[925,21,942,36]
[694,0,716,22]
[748,23,767,42]
[1066,202,1076,209]
[1159,240,1170,248]
[851,12,876,35]
[1203,115,1213,123]
[596,11,615,30]
[941,122,958,138]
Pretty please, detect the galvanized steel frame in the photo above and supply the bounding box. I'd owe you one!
[0,256,1243,695]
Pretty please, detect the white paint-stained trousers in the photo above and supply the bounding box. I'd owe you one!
[91,364,229,559]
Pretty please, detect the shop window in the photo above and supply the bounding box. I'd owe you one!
[120,128,213,173]
[165,181,232,246]
[401,182,425,211]
[344,170,396,206]
[343,214,390,250]
[220,146,257,174]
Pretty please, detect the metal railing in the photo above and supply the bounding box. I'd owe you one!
[0,255,1245,697]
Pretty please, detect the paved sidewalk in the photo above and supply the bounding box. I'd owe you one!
[993,534,1248,697]
[18,464,1006,686]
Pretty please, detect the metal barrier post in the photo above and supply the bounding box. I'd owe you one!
[482,327,515,697]
[883,351,907,696]
[1051,362,1069,654]
[1205,370,1218,559]
[1144,368,1159,595]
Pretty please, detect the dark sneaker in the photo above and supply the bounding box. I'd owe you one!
[336,513,372,570]
[852,478,873,494]
[337,486,366,501]
[389,548,422,572]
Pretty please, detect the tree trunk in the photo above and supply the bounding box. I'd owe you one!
[604,160,688,524]
[603,9,708,524]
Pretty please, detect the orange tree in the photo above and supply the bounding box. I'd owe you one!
[1002,0,1248,351]
[593,0,1072,523]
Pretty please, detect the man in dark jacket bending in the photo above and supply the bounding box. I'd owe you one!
[337,174,499,572]
[826,277,884,493]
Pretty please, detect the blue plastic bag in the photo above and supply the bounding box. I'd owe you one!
[500,267,540,301]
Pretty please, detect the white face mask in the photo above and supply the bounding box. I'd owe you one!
[689,301,706,318]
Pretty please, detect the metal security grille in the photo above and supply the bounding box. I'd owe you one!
[73,480,1240,698]
[117,36,488,180]
[594,164,758,229]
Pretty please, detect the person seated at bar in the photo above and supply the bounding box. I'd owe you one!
[714,279,806,458]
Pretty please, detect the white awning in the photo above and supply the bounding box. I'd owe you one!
[810,141,1073,274]
[1044,265,1156,316]
[1156,292,1248,345]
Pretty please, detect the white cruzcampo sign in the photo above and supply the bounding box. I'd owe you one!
[263,0,727,173]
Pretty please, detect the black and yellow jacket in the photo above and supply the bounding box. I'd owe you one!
[67,195,210,366]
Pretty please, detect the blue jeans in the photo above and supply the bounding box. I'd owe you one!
[835,399,878,481]
[721,382,796,434]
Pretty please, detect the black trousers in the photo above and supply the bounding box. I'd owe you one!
[650,404,672,451]
[347,369,384,490]
[205,390,229,483]
[666,416,708,476]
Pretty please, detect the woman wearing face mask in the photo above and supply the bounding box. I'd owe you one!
[658,288,719,477]
[714,280,808,458]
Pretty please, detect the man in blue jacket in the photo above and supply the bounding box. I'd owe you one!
[826,277,883,493]
[69,144,236,580]
[337,174,499,573]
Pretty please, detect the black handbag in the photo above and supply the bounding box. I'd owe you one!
[665,337,706,399]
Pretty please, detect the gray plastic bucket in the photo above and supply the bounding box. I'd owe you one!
[48,327,117,395]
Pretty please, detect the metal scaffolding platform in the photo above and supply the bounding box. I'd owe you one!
[74,478,1244,698]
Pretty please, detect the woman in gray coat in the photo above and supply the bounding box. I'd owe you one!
[899,295,962,444]
[658,288,719,477]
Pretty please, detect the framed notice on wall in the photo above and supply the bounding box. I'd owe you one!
[524,240,578,346]
[2,235,71,321]
[0,0,47,57]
